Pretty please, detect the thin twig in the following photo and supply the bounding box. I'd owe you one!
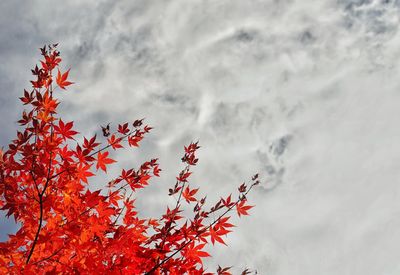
[144,183,256,274]
[111,189,134,227]
[30,246,64,265]
[26,84,55,264]
[25,195,43,264]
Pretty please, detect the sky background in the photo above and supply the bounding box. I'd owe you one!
[2,0,400,274]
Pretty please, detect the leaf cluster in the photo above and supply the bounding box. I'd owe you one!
[0,45,259,274]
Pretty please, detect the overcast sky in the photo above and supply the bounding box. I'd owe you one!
[2,0,400,274]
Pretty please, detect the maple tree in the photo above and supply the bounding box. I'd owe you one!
[0,44,260,274]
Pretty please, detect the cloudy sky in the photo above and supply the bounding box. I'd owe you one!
[2,0,400,274]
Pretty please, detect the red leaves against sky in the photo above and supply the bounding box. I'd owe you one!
[0,44,260,274]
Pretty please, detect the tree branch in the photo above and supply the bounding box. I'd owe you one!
[26,84,55,264]
[144,182,256,274]
[26,195,43,264]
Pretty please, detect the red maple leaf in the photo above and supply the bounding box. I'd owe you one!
[182,187,199,203]
[118,123,130,135]
[96,151,116,172]
[76,163,95,183]
[56,68,74,90]
[107,134,123,150]
[236,199,254,217]
[54,119,78,140]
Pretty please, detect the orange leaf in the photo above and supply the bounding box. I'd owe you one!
[56,68,74,90]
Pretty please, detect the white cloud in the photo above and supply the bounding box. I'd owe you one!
[2,0,400,273]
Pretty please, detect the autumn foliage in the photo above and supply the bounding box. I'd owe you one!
[0,45,259,274]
